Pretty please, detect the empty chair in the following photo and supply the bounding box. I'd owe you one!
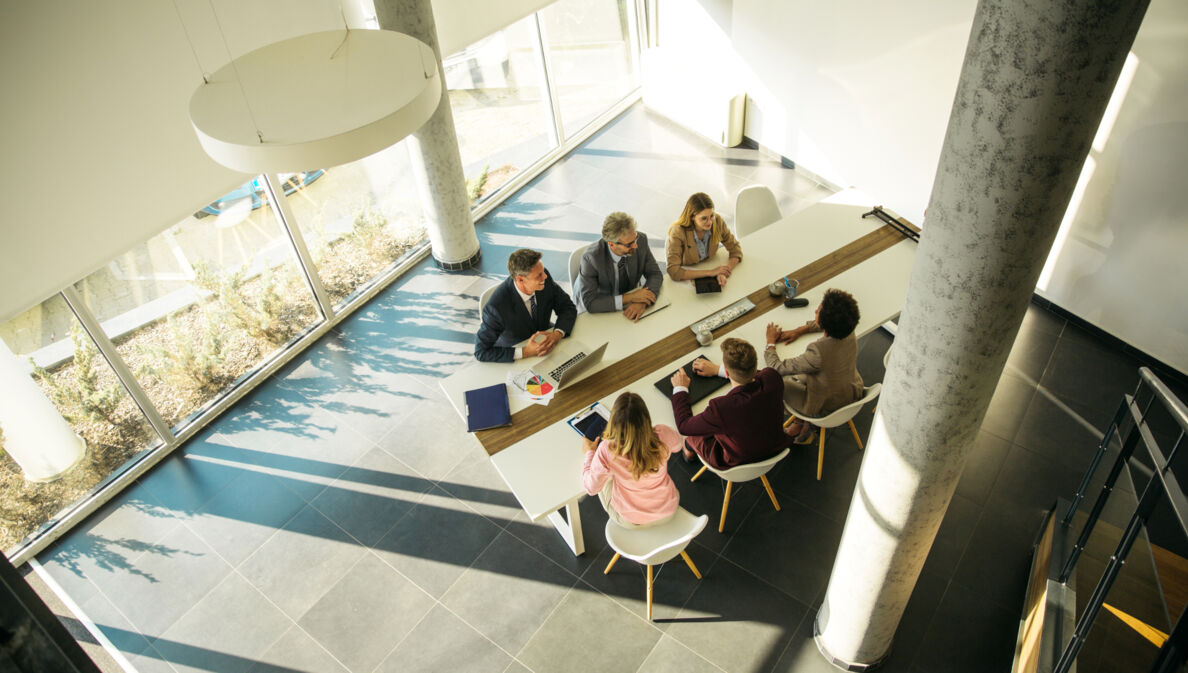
[733,184,782,237]
[478,283,498,313]
[568,244,587,286]
[784,383,882,480]
[603,507,709,620]
[691,448,790,532]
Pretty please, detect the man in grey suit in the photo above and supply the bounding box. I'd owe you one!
[575,212,664,321]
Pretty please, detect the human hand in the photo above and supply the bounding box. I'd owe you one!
[540,330,563,353]
[523,332,547,357]
[624,288,656,305]
[671,368,691,389]
[714,265,732,278]
[766,322,782,346]
[716,273,728,288]
[691,359,719,377]
[581,436,599,453]
[623,303,645,321]
[778,328,801,344]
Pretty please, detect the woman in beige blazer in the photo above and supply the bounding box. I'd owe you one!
[764,289,865,444]
[664,192,743,287]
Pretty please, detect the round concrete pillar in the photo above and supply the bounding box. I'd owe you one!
[814,0,1150,668]
[0,340,86,482]
[374,0,482,269]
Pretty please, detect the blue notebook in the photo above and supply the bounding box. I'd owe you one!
[465,383,511,432]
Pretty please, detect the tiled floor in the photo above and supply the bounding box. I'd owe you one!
[28,103,1184,672]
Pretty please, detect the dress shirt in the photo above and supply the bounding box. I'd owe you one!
[608,248,626,311]
[694,228,711,261]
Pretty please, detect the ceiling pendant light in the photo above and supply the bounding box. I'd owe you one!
[189,29,441,173]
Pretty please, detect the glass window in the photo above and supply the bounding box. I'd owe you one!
[283,142,430,309]
[71,186,323,430]
[541,0,639,138]
[445,16,557,206]
[0,296,160,552]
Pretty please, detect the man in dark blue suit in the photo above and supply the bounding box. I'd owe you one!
[474,248,578,363]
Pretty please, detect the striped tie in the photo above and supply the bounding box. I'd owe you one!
[529,294,537,320]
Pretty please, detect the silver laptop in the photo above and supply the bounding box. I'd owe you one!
[532,341,609,390]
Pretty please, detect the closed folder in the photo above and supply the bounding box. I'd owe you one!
[465,383,511,432]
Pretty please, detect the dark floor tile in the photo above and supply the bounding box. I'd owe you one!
[721,499,844,606]
[878,568,951,672]
[920,494,981,579]
[666,458,764,554]
[518,583,663,673]
[377,604,512,673]
[637,635,726,673]
[441,531,579,654]
[137,439,242,516]
[504,494,613,577]
[950,493,1045,614]
[246,625,348,673]
[912,582,1019,673]
[667,559,808,673]
[1041,328,1143,422]
[437,450,526,525]
[955,430,1012,504]
[991,443,1084,513]
[184,469,306,567]
[152,572,291,673]
[1002,306,1062,383]
[1013,388,1110,474]
[238,506,366,620]
[581,536,716,625]
[769,436,864,524]
[309,446,430,547]
[979,372,1036,443]
[372,486,502,598]
[299,552,434,672]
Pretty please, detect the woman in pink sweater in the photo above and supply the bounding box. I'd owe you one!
[581,392,684,528]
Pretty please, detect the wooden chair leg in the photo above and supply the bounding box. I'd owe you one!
[760,474,781,511]
[680,550,702,579]
[604,553,620,575]
[817,430,826,481]
[646,565,654,621]
[718,481,733,532]
[849,419,864,449]
[691,465,708,482]
[782,414,799,429]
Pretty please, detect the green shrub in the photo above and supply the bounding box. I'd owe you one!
[467,165,490,206]
[31,324,122,426]
[193,262,299,346]
[135,308,229,393]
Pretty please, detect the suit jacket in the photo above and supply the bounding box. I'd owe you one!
[575,234,663,313]
[765,330,864,416]
[671,368,786,469]
[664,214,743,281]
[474,270,577,363]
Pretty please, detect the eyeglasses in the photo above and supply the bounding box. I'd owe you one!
[612,235,638,249]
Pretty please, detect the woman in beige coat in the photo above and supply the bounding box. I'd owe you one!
[764,289,865,444]
[664,192,743,287]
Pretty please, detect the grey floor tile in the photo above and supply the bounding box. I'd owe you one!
[137,440,243,516]
[518,583,663,673]
[97,523,234,638]
[238,505,366,620]
[581,540,713,625]
[246,625,349,673]
[184,468,307,567]
[441,531,579,654]
[372,486,502,598]
[76,590,154,659]
[375,390,486,481]
[151,572,291,673]
[437,451,526,525]
[127,645,180,673]
[667,559,807,673]
[310,446,431,547]
[912,582,1019,673]
[637,634,726,673]
[504,494,613,578]
[377,604,512,673]
[299,552,435,672]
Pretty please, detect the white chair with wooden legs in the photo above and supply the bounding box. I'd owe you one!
[784,383,882,481]
[478,284,498,313]
[603,507,709,621]
[690,448,790,533]
[568,244,589,286]
[733,184,783,237]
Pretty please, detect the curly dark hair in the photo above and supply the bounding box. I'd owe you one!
[720,337,757,382]
[817,289,861,339]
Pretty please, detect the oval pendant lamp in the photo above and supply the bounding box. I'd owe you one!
[190,29,441,173]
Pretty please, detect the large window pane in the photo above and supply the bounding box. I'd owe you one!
[284,142,429,308]
[0,296,160,552]
[73,187,323,430]
[541,0,639,137]
[445,16,557,206]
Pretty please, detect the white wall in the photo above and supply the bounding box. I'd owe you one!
[658,0,1188,375]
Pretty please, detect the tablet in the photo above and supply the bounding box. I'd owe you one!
[694,276,721,293]
[568,403,610,439]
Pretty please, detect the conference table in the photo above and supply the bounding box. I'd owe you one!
[439,190,919,554]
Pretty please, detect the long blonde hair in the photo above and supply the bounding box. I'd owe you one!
[671,192,717,231]
[602,393,667,480]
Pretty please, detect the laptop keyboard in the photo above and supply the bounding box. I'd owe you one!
[548,353,585,381]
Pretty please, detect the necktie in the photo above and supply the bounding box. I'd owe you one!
[529,294,538,320]
[617,257,630,295]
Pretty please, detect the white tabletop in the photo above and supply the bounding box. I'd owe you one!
[440,195,899,421]
[489,199,916,522]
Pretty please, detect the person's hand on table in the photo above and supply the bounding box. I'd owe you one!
[691,359,719,377]
[523,330,560,356]
[716,273,729,288]
[623,288,655,306]
[623,303,646,321]
[670,368,691,390]
[713,264,732,278]
[581,436,600,453]
[766,322,782,346]
[539,329,563,353]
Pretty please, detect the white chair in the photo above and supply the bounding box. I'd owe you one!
[784,383,882,481]
[691,448,790,533]
[603,507,708,620]
[478,284,498,313]
[568,244,588,286]
[733,184,782,237]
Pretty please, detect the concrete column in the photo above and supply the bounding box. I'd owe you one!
[373,0,482,269]
[0,340,86,482]
[814,0,1149,668]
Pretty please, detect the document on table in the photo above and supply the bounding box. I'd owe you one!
[508,370,555,405]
